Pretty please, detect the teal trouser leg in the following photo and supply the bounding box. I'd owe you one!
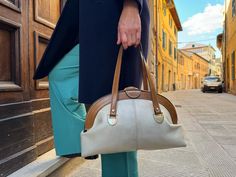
[48,44,86,156]
[101,151,138,177]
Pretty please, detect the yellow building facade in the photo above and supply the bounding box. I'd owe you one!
[219,0,236,94]
[177,50,193,90]
[181,44,217,76]
[192,54,209,89]
[148,0,182,93]
[176,51,186,90]
[148,0,210,92]
[177,50,209,90]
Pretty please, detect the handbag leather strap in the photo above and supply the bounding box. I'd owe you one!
[110,45,162,118]
[140,45,149,91]
[142,60,149,90]
[110,47,123,117]
[139,47,162,115]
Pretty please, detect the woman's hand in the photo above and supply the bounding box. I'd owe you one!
[117,0,141,49]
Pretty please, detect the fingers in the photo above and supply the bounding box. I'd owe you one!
[117,31,121,45]
[121,30,128,49]
[135,29,141,47]
[129,33,136,46]
[117,6,141,50]
[118,27,141,49]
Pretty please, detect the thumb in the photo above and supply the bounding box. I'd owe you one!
[117,30,121,45]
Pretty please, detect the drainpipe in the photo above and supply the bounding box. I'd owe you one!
[156,0,159,93]
[224,1,227,92]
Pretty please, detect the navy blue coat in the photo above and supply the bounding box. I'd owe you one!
[33,0,150,104]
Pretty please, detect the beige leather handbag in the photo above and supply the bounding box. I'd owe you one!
[81,46,186,157]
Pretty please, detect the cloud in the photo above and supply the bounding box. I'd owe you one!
[183,4,224,36]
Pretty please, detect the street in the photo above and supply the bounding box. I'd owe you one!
[51,90,236,177]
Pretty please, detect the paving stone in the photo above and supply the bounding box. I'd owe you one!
[200,124,225,129]
[222,125,236,134]
[209,106,236,114]
[181,122,203,131]
[188,130,236,177]
[138,149,202,168]
[188,108,213,115]
[138,159,208,177]
[199,121,236,125]
[194,115,222,121]
[213,136,236,145]
[205,128,231,136]
[79,158,101,170]
[222,145,236,158]
[69,167,100,177]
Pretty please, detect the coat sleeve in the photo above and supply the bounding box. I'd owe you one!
[33,0,79,80]
[134,0,143,14]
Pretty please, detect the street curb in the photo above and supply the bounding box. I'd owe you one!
[8,149,69,177]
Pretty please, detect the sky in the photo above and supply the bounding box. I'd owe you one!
[174,0,225,58]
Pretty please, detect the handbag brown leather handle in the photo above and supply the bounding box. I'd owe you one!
[109,45,163,118]
[139,46,163,115]
[140,45,149,91]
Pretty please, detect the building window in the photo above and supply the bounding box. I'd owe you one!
[163,0,166,16]
[169,15,172,28]
[197,63,200,69]
[174,27,177,36]
[232,51,235,80]
[178,56,185,65]
[162,30,167,50]
[174,47,177,60]
[233,0,236,17]
[169,40,172,56]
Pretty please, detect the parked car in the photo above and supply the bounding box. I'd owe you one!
[201,76,223,93]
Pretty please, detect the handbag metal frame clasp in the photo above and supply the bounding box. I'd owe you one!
[107,115,118,126]
[153,113,164,124]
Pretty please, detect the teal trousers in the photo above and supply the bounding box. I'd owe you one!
[48,43,86,155]
[48,44,138,177]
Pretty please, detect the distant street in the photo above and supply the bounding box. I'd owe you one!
[51,90,236,177]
